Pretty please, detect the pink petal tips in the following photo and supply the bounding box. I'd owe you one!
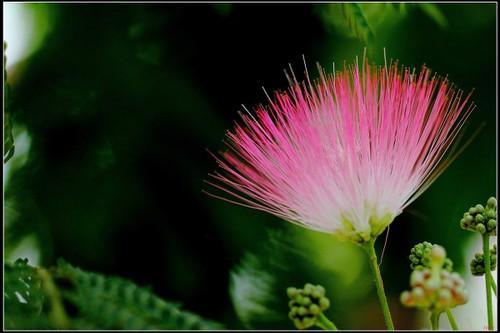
[206,57,475,243]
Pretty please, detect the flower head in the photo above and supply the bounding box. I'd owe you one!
[287,284,330,330]
[460,197,497,236]
[401,245,468,311]
[409,242,453,272]
[206,57,474,243]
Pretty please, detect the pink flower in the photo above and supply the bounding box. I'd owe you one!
[206,58,475,243]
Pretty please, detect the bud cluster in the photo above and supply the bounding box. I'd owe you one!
[401,245,468,312]
[409,242,453,271]
[287,283,330,330]
[400,268,468,311]
[471,244,497,276]
[460,197,497,236]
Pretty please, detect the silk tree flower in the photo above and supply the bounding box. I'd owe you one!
[206,58,475,245]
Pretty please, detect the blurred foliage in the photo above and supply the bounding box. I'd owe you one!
[3,3,496,330]
[5,258,222,330]
[318,3,447,49]
[4,42,15,163]
[229,228,374,329]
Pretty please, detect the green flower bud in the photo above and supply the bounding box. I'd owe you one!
[319,297,330,310]
[303,283,314,295]
[299,296,311,306]
[486,210,496,219]
[287,283,331,329]
[470,246,497,276]
[461,198,497,235]
[409,242,453,271]
[302,316,315,328]
[476,223,486,234]
[316,285,325,296]
[309,304,320,315]
[298,306,307,316]
[487,219,496,231]
[487,197,497,209]
[287,287,299,298]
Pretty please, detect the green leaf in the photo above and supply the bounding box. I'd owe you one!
[4,41,15,163]
[391,2,408,16]
[53,259,224,330]
[4,258,47,329]
[340,3,375,45]
[419,3,448,28]
[4,258,223,330]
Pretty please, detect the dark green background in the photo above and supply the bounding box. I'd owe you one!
[4,3,496,329]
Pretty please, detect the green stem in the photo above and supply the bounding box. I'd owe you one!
[483,234,494,330]
[430,311,441,330]
[316,312,338,330]
[37,268,70,329]
[445,309,458,330]
[489,272,496,296]
[365,239,395,330]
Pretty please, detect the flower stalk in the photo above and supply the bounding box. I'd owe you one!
[483,234,494,330]
[430,311,441,330]
[364,238,395,330]
[316,313,338,330]
[445,309,458,330]
[490,274,496,295]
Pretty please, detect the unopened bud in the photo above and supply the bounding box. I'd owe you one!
[287,287,299,298]
[438,289,452,305]
[300,296,311,306]
[400,291,412,305]
[303,283,314,295]
[476,224,486,234]
[319,297,330,309]
[411,270,425,287]
[431,245,446,266]
[487,219,496,231]
[487,197,497,209]
[309,304,320,315]
[298,306,307,316]
[412,286,425,301]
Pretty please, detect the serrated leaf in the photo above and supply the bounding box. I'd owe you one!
[5,258,223,330]
[54,259,223,330]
